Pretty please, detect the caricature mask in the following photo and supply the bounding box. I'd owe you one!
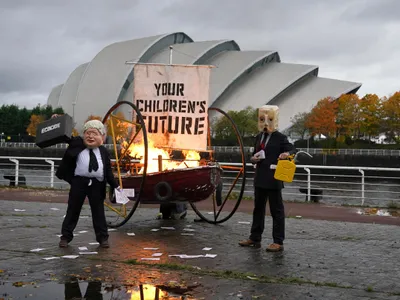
[258,105,279,133]
[83,120,105,148]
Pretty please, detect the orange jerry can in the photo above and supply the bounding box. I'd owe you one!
[274,155,296,183]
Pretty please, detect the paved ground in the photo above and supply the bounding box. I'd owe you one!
[1,187,399,225]
[0,194,399,299]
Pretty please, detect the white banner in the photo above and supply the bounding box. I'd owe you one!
[133,64,211,151]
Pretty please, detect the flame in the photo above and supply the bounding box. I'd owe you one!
[121,139,200,174]
[128,284,167,299]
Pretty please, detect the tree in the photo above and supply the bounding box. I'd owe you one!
[289,112,310,139]
[381,92,400,143]
[212,106,258,145]
[336,94,360,138]
[359,94,382,139]
[26,115,45,137]
[305,97,338,138]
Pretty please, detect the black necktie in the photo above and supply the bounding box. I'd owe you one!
[88,149,99,172]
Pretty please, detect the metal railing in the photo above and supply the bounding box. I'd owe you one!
[0,156,399,207]
[1,143,400,156]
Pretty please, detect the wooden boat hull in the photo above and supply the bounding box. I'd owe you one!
[120,165,223,204]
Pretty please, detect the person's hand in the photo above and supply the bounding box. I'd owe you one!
[279,152,290,159]
[250,156,260,164]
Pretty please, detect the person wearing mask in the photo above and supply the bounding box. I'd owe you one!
[55,118,119,248]
[239,105,297,252]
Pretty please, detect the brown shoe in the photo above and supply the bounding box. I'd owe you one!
[100,240,110,248]
[59,239,68,248]
[266,243,284,252]
[239,239,261,248]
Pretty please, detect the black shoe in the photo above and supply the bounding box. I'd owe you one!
[59,239,68,248]
[100,240,110,248]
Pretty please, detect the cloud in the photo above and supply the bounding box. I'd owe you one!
[0,0,399,108]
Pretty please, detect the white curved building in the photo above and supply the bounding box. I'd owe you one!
[48,32,361,132]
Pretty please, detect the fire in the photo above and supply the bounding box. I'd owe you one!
[121,139,200,174]
[127,284,167,299]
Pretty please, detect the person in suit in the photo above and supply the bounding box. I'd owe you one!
[239,105,297,252]
[55,118,118,248]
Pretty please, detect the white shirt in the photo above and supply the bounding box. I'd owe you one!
[74,148,104,181]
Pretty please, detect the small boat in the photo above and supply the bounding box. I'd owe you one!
[120,164,223,204]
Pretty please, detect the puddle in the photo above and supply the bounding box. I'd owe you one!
[356,208,398,217]
[0,280,197,299]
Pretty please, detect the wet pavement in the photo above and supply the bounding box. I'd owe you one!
[0,200,399,299]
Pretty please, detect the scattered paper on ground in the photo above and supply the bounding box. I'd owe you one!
[144,247,159,250]
[78,230,88,233]
[79,216,89,219]
[62,255,79,259]
[238,221,250,224]
[169,255,204,259]
[30,248,45,252]
[152,253,163,257]
[202,247,212,251]
[56,235,62,237]
[79,252,98,255]
[42,257,60,260]
[127,232,135,236]
[141,258,160,261]
[14,209,26,212]
[108,229,117,231]
[161,227,175,230]
[78,247,88,251]
[169,254,217,259]
[183,228,195,232]
[205,254,217,258]
[50,208,60,211]
[151,229,160,232]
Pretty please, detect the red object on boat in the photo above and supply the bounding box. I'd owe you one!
[120,165,223,204]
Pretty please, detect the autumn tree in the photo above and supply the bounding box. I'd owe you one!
[289,112,310,139]
[336,94,361,138]
[26,114,45,137]
[359,94,382,139]
[305,97,338,138]
[381,92,400,143]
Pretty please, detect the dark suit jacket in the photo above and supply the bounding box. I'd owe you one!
[252,131,297,189]
[56,137,118,200]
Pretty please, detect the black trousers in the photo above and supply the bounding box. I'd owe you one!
[249,187,285,245]
[61,176,108,243]
[65,279,103,299]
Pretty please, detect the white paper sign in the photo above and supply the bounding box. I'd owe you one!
[133,64,211,151]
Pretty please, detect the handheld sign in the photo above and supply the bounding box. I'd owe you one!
[35,114,73,148]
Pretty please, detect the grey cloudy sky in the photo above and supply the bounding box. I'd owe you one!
[0,0,399,108]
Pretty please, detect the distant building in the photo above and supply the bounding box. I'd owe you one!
[47,32,361,131]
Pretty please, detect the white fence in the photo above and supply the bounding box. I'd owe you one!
[1,143,400,156]
[1,156,399,208]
